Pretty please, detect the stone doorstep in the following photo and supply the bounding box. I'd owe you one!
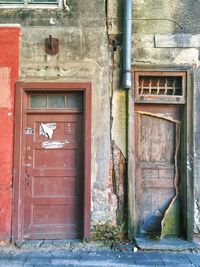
[13,239,111,252]
[135,237,197,251]
[17,239,82,249]
[0,238,198,253]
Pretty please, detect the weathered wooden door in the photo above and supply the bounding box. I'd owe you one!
[135,104,182,237]
[24,113,83,239]
[18,92,84,240]
[13,83,92,243]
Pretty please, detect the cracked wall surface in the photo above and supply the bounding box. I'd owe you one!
[193,68,200,235]
[0,1,117,240]
[20,22,113,226]
[0,0,200,241]
[108,0,198,238]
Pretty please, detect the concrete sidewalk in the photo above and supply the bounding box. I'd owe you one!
[0,245,200,267]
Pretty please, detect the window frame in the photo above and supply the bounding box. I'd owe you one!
[29,92,84,110]
[0,0,62,9]
[134,71,186,104]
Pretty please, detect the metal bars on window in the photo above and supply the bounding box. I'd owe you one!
[134,71,186,104]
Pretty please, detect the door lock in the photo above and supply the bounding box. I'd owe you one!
[25,174,30,179]
[27,155,32,161]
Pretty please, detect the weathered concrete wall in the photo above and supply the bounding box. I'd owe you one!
[132,0,200,236]
[132,33,200,235]
[0,0,120,239]
[20,24,115,226]
[107,0,127,228]
[1,0,200,241]
[20,25,115,225]
[133,34,199,65]
[108,0,200,237]
[133,0,200,34]
[193,68,200,233]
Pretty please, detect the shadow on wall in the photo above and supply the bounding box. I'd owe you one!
[133,0,200,34]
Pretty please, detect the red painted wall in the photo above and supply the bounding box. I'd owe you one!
[0,26,20,242]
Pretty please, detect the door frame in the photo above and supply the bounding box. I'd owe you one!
[12,81,92,243]
[127,66,194,241]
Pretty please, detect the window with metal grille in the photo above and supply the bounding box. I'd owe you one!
[134,71,186,104]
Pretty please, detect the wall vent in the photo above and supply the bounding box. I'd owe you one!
[134,71,186,104]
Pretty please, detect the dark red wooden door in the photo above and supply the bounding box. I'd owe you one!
[135,104,182,237]
[24,113,83,239]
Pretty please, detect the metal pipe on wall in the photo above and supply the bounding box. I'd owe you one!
[123,0,133,238]
[122,0,132,89]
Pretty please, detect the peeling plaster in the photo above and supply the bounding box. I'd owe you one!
[0,67,11,109]
[40,123,56,139]
[42,140,69,149]
[112,141,126,225]
[194,200,200,233]
[0,186,11,190]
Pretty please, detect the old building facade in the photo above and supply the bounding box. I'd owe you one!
[0,0,199,244]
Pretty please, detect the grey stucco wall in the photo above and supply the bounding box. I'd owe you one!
[1,0,200,236]
[132,0,200,236]
[193,68,200,233]
[0,0,119,226]
[133,0,200,34]
[108,0,200,236]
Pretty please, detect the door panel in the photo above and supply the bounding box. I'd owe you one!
[24,113,83,239]
[135,104,182,237]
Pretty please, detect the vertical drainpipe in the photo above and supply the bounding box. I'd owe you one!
[123,0,133,238]
[122,0,132,89]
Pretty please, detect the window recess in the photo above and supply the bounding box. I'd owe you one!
[134,71,186,104]
[0,0,60,8]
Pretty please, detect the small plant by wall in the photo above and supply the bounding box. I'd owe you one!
[91,223,126,246]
